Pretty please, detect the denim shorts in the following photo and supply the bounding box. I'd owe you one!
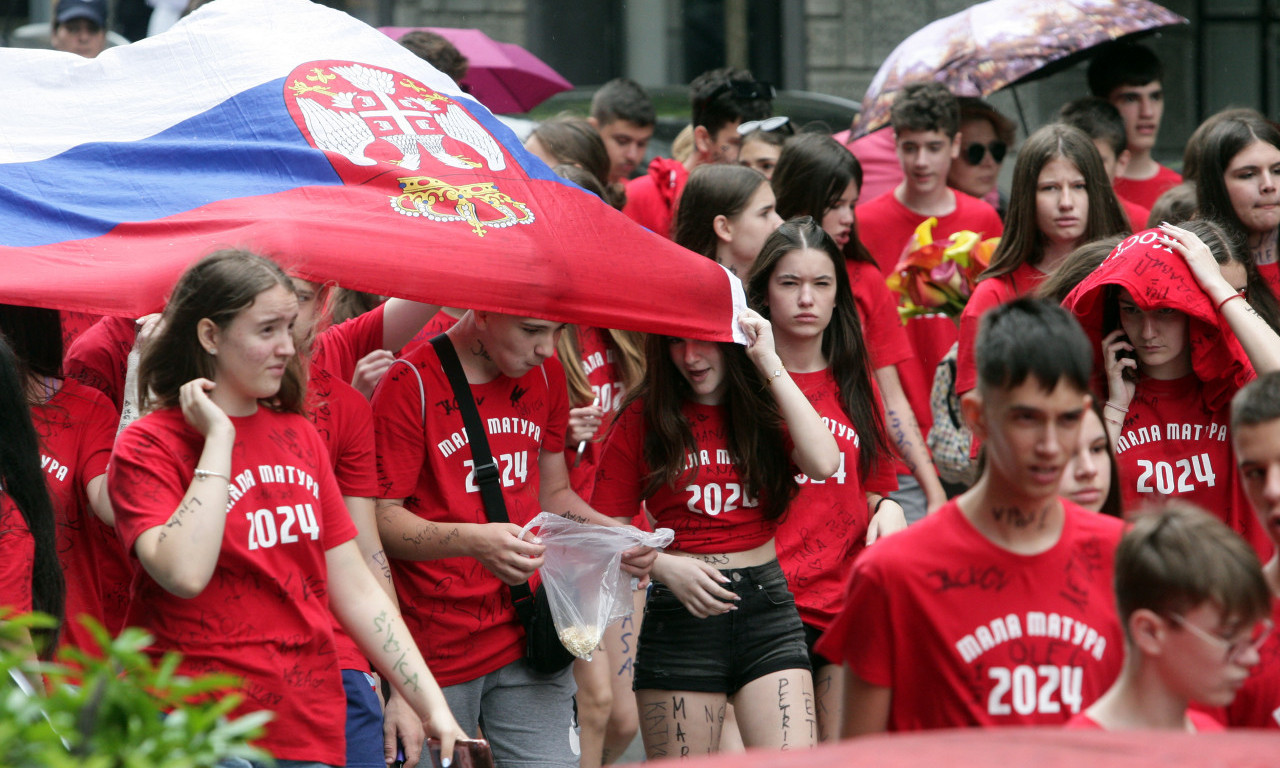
[802,622,835,672]
[634,559,810,694]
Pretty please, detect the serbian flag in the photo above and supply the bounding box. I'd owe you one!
[0,0,745,342]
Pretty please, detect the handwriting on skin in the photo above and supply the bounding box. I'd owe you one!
[373,610,421,693]
[991,505,1049,530]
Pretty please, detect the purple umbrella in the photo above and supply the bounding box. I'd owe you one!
[380,26,572,114]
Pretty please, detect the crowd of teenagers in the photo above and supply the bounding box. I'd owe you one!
[5,32,1280,768]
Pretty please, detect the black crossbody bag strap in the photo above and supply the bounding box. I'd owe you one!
[427,335,538,625]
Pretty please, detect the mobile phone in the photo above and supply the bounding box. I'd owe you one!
[428,738,495,768]
[1101,292,1137,372]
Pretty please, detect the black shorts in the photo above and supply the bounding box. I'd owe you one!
[802,622,835,672]
[633,559,810,694]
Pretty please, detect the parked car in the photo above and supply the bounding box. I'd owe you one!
[525,85,861,177]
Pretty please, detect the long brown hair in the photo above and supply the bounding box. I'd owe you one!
[557,326,646,407]
[673,164,769,260]
[981,123,1128,281]
[618,335,796,521]
[140,250,306,415]
[771,132,877,267]
[746,217,892,477]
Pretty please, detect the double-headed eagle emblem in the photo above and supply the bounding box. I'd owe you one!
[290,62,534,237]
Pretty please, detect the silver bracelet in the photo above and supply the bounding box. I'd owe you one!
[193,469,230,482]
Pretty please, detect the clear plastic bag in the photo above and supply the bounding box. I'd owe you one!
[520,512,674,660]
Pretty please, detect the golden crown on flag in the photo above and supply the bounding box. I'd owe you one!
[391,177,535,237]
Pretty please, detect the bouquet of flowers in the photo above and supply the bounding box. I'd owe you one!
[885,217,1000,322]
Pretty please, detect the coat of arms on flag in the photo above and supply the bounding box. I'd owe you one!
[287,60,533,237]
[0,0,746,344]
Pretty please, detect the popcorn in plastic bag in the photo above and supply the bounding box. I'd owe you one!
[521,512,674,660]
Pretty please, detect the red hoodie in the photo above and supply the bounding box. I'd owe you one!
[623,157,689,239]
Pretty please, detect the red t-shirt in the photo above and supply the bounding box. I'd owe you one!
[622,157,689,239]
[308,366,378,499]
[1114,375,1271,560]
[856,189,1004,277]
[1113,164,1182,211]
[63,315,137,413]
[777,368,897,631]
[561,327,633,502]
[816,499,1125,731]
[1117,194,1151,234]
[372,342,568,687]
[308,365,380,672]
[311,304,386,385]
[0,495,34,614]
[32,380,118,652]
[1258,262,1280,302]
[60,310,105,352]
[955,263,1047,395]
[400,309,464,357]
[849,260,912,372]
[110,407,357,766]
[1064,709,1225,731]
[592,400,778,553]
[847,258,926,474]
[1223,598,1280,729]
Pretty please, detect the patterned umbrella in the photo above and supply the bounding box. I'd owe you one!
[852,0,1187,137]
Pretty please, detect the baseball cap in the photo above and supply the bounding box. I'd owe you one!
[55,0,107,27]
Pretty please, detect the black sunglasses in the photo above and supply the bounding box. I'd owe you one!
[706,80,776,104]
[964,140,1007,165]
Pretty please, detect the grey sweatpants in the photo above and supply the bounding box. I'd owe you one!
[416,657,579,768]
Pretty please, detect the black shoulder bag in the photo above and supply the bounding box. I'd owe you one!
[427,334,574,675]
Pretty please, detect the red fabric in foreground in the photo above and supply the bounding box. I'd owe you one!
[0,179,741,343]
[615,728,1277,767]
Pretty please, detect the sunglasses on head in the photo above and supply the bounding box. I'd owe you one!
[964,140,1008,166]
[738,116,793,136]
[707,80,776,104]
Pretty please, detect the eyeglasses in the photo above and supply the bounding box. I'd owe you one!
[1169,613,1273,664]
[963,140,1008,166]
[705,80,776,104]
[738,116,793,136]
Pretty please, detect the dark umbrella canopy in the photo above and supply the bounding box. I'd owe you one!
[380,26,573,114]
[852,0,1187,137]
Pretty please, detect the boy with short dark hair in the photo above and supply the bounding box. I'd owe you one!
[1223,372,1280,728]
[818,298,1125,734]
[373,309,655,767]
[1087,42,1182,209]
[856,82,1003,276]
[623,67,771,238]
[588,78,656,185]
[1058,97,1151,231]
[1068,503,1270,731]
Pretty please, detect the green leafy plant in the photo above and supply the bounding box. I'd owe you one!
[1,612,272,768]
